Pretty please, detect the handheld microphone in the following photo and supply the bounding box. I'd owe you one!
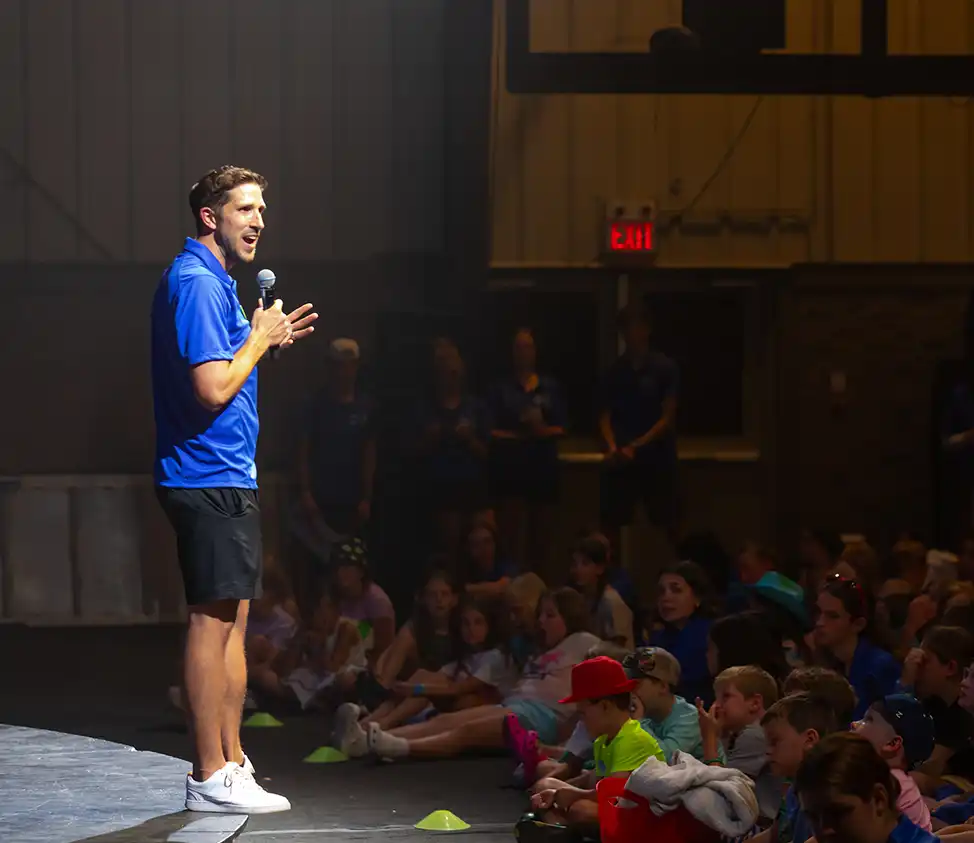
[256,268,281,360]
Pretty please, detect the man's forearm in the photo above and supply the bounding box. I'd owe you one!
[599,413,617,450]
[631,416,671,449]
[194,333,270,411]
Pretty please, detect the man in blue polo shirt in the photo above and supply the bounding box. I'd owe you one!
[151,165,317,813]
[598,303,680,549]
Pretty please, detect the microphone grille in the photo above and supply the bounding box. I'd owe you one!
[256,268,276,288]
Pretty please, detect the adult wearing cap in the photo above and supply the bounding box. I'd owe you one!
[299,337,376,548]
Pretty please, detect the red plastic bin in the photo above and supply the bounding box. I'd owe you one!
[597,776,721,843]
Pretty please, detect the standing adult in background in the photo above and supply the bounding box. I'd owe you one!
[416,339,489,562]
[487,327,567,569]
[598,303,680,551]
[152,166,317,813]
[298,338,376,545]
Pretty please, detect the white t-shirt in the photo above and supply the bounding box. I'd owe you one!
[594,585,634,649]
[440,648,518,697]
[505,631,601,716]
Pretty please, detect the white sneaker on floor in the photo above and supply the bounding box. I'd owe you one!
[185,763,290,814]
[241,753,255,777]
[333,703,367,758]
[367,722,409,759]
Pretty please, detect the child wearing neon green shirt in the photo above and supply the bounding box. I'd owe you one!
[527,657,664,834]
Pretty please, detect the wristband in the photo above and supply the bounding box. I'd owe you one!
[413,683,425,696]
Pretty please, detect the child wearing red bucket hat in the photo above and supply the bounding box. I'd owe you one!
[521,657,664,839]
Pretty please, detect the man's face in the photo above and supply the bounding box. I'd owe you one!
[764,717,815,779]
[208,183,265,266]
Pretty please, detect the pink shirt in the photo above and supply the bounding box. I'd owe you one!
[893,769,932,831]
[339,582,395,624]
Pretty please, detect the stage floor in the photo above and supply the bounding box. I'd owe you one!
[0,624,523,843]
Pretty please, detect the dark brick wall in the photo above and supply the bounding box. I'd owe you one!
[775,265,973,553]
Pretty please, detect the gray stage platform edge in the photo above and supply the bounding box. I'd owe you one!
[0,725,247,843]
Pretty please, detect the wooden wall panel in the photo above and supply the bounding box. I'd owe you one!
[131,2,182,263]
[490,0,974,267]
[180,0,232,210]
[0,0,26,262]
[5,0,455,264]
[232,0,285,263]
[26,0,78,260]
[77,0,130,261]
[332,0,394,261]
[281,1,337,262]
[389,0,446,255]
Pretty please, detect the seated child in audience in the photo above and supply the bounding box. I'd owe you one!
[793,732,939,843]
[330,539,396,665]
[334,598,514,751]
[507,572,547,665]
[899,625,974,795]
[462,520,518,600]
[569,536,634,648]
[580,528,638,616]
[757,692,842,843]
[853,694,935,831]
[527,657,664,834]
[249,588,365,710]
[783,665,858,729]
[349,588,600,761]
[524,642,629,787]
[353,569,461,714]
[697,665,782,823]
[626,646,707,761]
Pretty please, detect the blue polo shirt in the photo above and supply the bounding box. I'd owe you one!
[599,352,679,465]
[151,238,259,489]
[848,637,901,720]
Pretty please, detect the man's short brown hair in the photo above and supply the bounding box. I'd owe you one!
[714,665,780,709]
[761,691,839,737]
[783,666,857,727]
[189,165,268,233]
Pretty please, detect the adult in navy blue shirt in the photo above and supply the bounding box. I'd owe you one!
[298,337,375,540]
[598,303,680,550]
[151,166,316,814]
[487,328,567,568]
[415,340,488,559]
[814,574,901,720]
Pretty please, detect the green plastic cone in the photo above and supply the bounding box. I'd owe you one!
[414,810,470,831]
[242,712,284,728]
[303,746,348,763]
[358,620,373,640]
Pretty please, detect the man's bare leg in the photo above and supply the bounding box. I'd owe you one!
[185,600,238,781]
[222,599,249,768]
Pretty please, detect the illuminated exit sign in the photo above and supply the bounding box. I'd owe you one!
[608,220,654,253]
[603,201,657,261]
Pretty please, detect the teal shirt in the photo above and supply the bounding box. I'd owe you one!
[640,695,719,762]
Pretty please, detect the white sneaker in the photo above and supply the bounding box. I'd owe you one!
[241,753,256,777]
[185,763,290,814]
[367,723,409,759]
[333,703,367,758]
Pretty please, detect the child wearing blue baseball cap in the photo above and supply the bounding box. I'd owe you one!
[854,694,936,831]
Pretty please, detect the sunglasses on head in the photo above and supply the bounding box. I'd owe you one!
[825,573,868,617]
[623,650,657,677]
